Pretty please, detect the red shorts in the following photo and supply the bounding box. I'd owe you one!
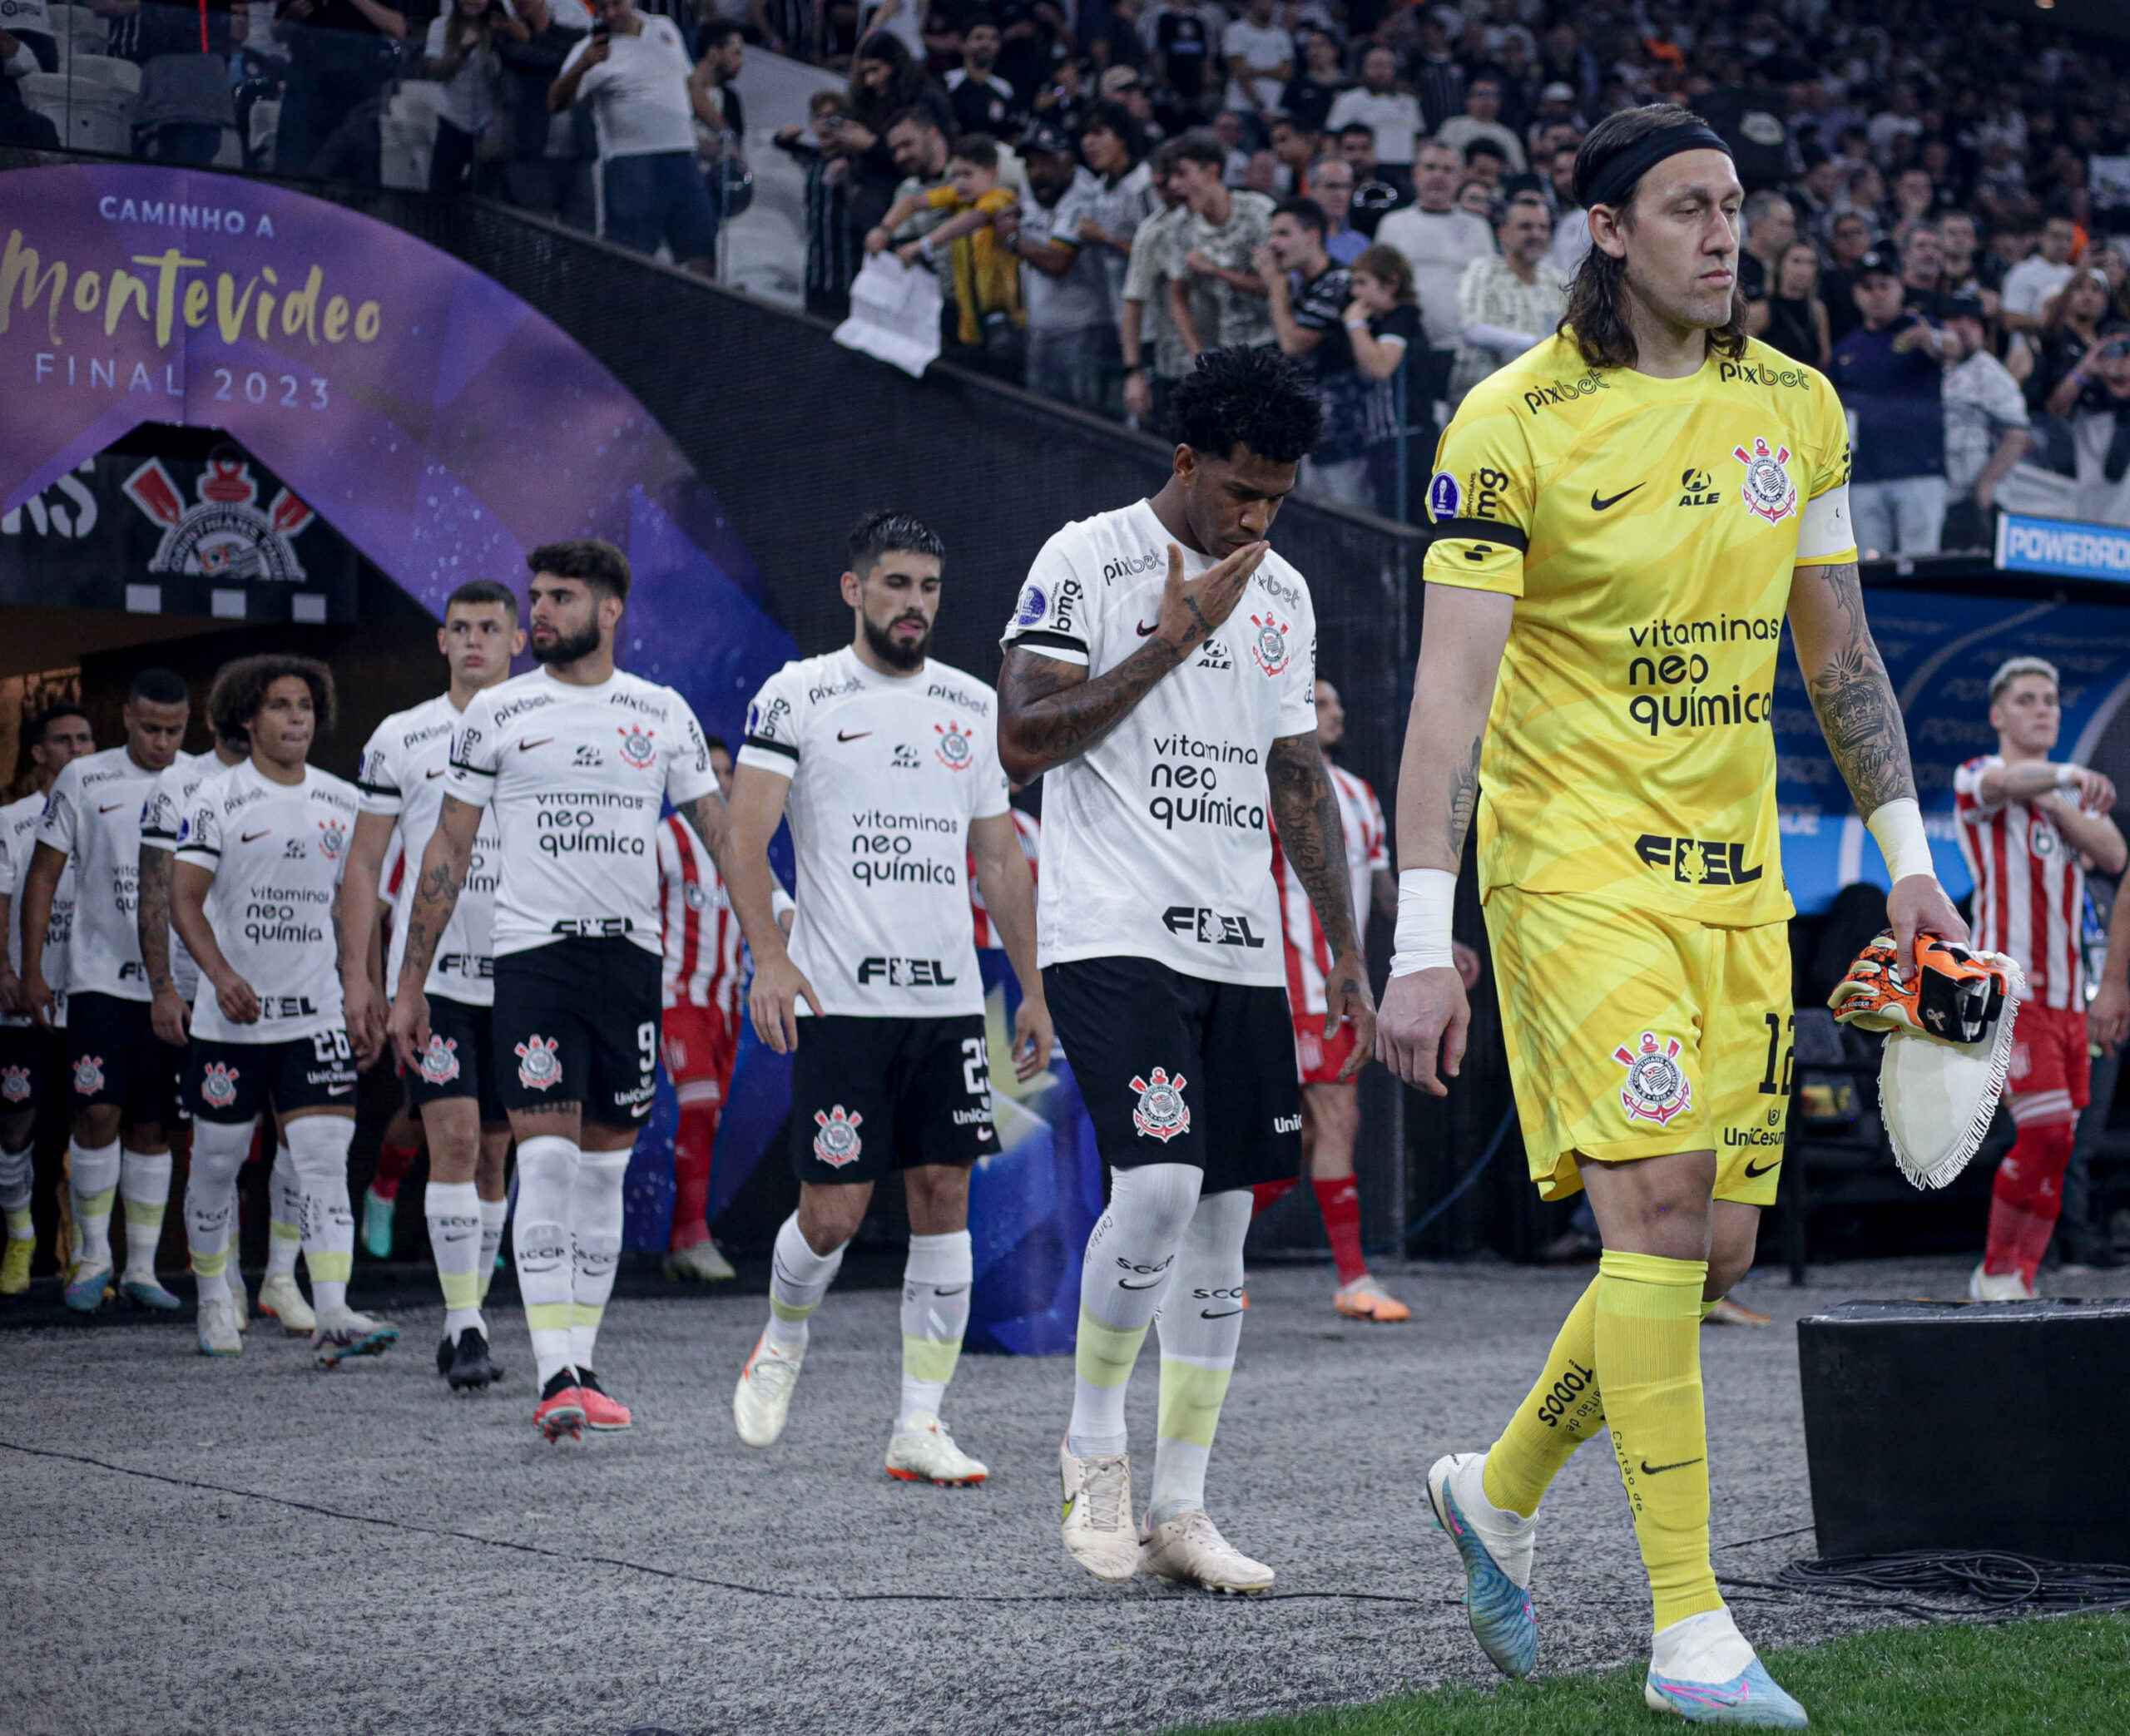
[2005,1001,2091,1129]
[1291,1011,1360,1086]
[661,1001,738,1110]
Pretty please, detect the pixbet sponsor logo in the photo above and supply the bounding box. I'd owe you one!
[1102,548,1162,582]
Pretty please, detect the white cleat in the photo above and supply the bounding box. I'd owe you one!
[1138,1509,1275,1595]
[664,1240,736,1282]
[733,1332,804,1447]
[256,1273,315,1333]
[196,1298,243,1358]
[311,1306,399,1368]
[226,1269,250,1333]
[1059,1441,1138,1583]
[886,1414,988,1485]
[1969,1262,2035,1302]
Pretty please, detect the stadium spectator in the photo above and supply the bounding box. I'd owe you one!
[1334,123,1408,239]
[0,28,59,150]
[419,0,528,194]
[2022,268,2116,413]
[774,88,863,320]
[1939,291,2031,551]
[840,33,952,239]
[2002,215,2081,336]
[869,131,1023,370]
[2051,329,2130,530]
[881,105,953,242]
[1208,106,1251,185]
[1543,140,1588,274]
[1830,250,1958,556]
[118,0,245,167]
[1819,210,1875,344]
[274,0,407,182]
[1375,140,1493,418]
[1460,136,1508,193]
[1165,130,1274,357]
[1305,156,1365,266]
[1259,196,1369,505]
[1345,241,1424,517]
[944,12,1018,137]
[1144,0,1216,131]
[1120,143,1191,432]
[1435,73,1526,176]
[1938,210,1990,310]
[1073,99,1157,320]
[689,22,748,195]
[1001,121,1112,410]
[1900,223,1949,318]
[1408,13,1465,136]
[1265,113,1315,200]
[1747,239,1830,369]
[1449,195,1563,406]
[1325,47,1420,195]
[1736,190,1795,304]
[1219,0,1287,121]
[496,0,590,220]
[1280,28,1346,137]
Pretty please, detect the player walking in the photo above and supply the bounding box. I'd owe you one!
[998,346,1374,1592]
[389,541,746,1442]
[172,658,397,1364]
[1375,107,1964,1724]
[1956,656,2124,1299]
[729,512,1049,1485]
[0,703,97,1294]
[18,672,192,1313]
[343,579,527,1389]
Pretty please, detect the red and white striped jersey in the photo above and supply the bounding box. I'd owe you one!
[656,812,743,1016]
[970,809,1042,950]
[1271,764,1389,1016]
[1953,754,2094,1009]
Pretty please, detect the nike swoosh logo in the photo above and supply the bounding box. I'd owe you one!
[326,1084,354,1096]
[1118,1277,1165,1289]
[240,829,271,843]
[99,802,127,813]
[518,737,552,751]
[1639,1456,1703,1476]
[1590,483,1646,512]
[426,768,448,779]
[1199,1308,1242,1318]
[1743,1157,1781,1178]
[836,730,872,742]
[934,1285,968,1298]
[1136,620,1159,636]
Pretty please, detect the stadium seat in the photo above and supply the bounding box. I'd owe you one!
[22,71,137,156]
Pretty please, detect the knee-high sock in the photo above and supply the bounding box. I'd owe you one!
[1597,1249,1720,1632]
[426,1179,484,1339]
[1985,1114,2078,1285]
[669,1102,719,1251]
[285,1116,356,1314]
[1313,1175,1369,1287]
[513,1135,578,1386]
[185,1120,254,1307]
[1485,1275,1607,1517]
[1069,1162,1202,1457]
[120,1150,173,1282]
[1,1137,35,1242]
[1148,1186,1251,1527]
[765,1211,845,1352]
[67,1139,122,1275]
[899,1229,973,1429]
[265,1137,304,1281]
[369,1135,419,1204]
[478,1191,508,1303]
[569,1149,628,1372]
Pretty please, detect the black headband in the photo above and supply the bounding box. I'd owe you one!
[1581,122,1733,211]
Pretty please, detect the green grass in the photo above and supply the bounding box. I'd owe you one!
[1174,1612,2130,1735]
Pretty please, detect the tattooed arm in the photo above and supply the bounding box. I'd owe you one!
[1267,731,1375,1079]
[384,795,478,1071]
[138,843,191,1045]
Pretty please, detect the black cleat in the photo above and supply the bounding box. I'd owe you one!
[446,1326,500,1391]
[436,1334,454,1377]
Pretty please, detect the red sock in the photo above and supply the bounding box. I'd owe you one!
[669,1106,719,1252]
[1313,1175,1368,1287]
[1251,1177,1300,1217]
[371,1140,419,1203]
[1985,1117,2075,1283]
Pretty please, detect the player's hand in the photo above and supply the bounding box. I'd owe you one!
[215,971,260,1026]
[387,986,431,1072]
[17,969,55,1028]
[1887,874,1969,982]
[150,986,192,1046]
[2088,978,2130,1055]
[0,968,17,1019]
[344,977,385,1067]
[1453,940,1481,991]
[1325,944,1376,1081]
[749,949,822,1055]
[1153,538,1266,654]
[1375,967,1469,1096]
[1123,368,1152,418]
[2068,766,2117,812]
[1011,992,1054,1082]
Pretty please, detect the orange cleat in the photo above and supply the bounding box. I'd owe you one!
[533,1372,586,1442]
[576,1369,634,1432]
[1334,1275,1412,1322]
[1704,1296,1772,1328]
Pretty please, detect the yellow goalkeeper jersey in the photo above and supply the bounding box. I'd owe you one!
[1424,331,1857,926]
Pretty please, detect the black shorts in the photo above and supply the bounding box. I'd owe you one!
[788,1012,994,1185]
[0,1023,60,1116]
[408,994,506,1124]
[1044,956,1302,1191]
[492,937,661,1128]
[184,1030,358,1124]
[67,991,183,1126]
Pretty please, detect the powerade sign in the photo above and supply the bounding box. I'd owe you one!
[1995,512,2130,581]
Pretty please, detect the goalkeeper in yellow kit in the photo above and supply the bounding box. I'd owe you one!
[1375,106,1967,1727]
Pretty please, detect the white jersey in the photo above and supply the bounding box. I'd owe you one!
[359,694,502,1006]
[175,760,358,1045]
[1271,762,1386,1016]
[141,749,228,1003]
[446,666,720,958]
[2,791,71,1030]
[1000,499,1318,985]
[36,746,165,1002]
[738,649,1009,1018]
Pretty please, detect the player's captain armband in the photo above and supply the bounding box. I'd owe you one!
[1795,482,1855,564]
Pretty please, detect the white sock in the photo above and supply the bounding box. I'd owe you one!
[477,1192,508,1303]
[285,1115,355,1315]
[119,1149,173,1283]
[1068,1162,1201,1457]
[265,1138,303,1281]
[1652,1607,1755,1683]
[185,1120,254,1308]
[765,1211,844,1352]
[513,1135,578,1387]
[568,1150,628,1372]
[1147,1186,1250,1528]
[426,1180,484,1339]
[899,1229,973,1431]
[67,1138,122,1275]
[0,1138,34,1238]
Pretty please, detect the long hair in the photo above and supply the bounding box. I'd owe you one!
[1560,104,1748,372]
[2040,267,2110,342]
[850,31,924,130]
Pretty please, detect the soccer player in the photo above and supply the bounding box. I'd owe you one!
[389,540,749,1442]
[343,578,527,1389]
[172,657,396,1365]
[729,511,1050,1486]
[0,703,97,1295]
[1955,655,2124,1299]
[997,346,1375,1592]
[17,671,192,1313]
[1375,106,1964,1724]
[656,735,744,1283]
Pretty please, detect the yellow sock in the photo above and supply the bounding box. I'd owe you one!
[1484,1276,1607,1517]
[1597,1249,1720,1630]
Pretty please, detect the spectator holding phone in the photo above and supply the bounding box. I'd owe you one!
[2046,323,2130,529]
[775,88,863,320]
[1830,249,1958,556]
[274,0,407,181]
[419,0,528,192]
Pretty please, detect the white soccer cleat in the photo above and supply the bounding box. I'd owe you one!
[1058,1441,1138,1583]
[226,1269,249,1333]
[196,1298,243,1358]
[1969,1262,2035,1302]
[664,1240,736,1282]
[886,1414,988,1486]
[311,1306,399,1368]
[733,1332,804,1447]
[256,1273,315,1333]
[1138,1509,1275,1595]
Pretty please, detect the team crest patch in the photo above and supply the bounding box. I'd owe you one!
[1427,471,1462,521]
[934,721,974,770]
[515,1035,563,1091]
[684,881,708,911]
[1612,1032,1692,1126]
[1129,1067,1191,1142]
[1731,437,1797,525]
[201,1061,240,1110]
[812,1105,864,1168]
[1013,583,1048,627]
[0,1065,30,1104]
[418,1036,461,1086]
[316,819,347,861]
[1247,613,1290,678]
[72,1055,105,1096]
[617,726,656,769]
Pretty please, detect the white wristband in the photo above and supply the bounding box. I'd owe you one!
[1865,797,1935,885]
[2057,762,2081,789]
[1389,868,1457,977]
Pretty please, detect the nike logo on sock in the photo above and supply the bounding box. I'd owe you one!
[1639,1456,1704,1476]
[934,1284,968,1297]
[1118,1277,1164,1289]
[1199,1308,1242,1318]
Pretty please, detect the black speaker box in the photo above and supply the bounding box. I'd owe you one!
[1797,1299,2130,1564]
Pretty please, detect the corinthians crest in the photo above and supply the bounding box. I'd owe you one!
[123,454,315,582]
[1731,437,1797,526]
[1612,1031,1692,1126]
[812,1105,864,1168]
[1129,1067,1190,1142]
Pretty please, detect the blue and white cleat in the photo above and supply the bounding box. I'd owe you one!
[1426,1451,1538,1679]
[196,1297,243,1357]
[360,1187,395,1260]
[1646,1610,1809,1727]
[63,1262,113,1313]
[311,1305,399,1368]
[121,1274,183,1311]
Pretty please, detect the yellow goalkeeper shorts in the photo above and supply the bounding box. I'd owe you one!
[1484,886,1791,1205]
